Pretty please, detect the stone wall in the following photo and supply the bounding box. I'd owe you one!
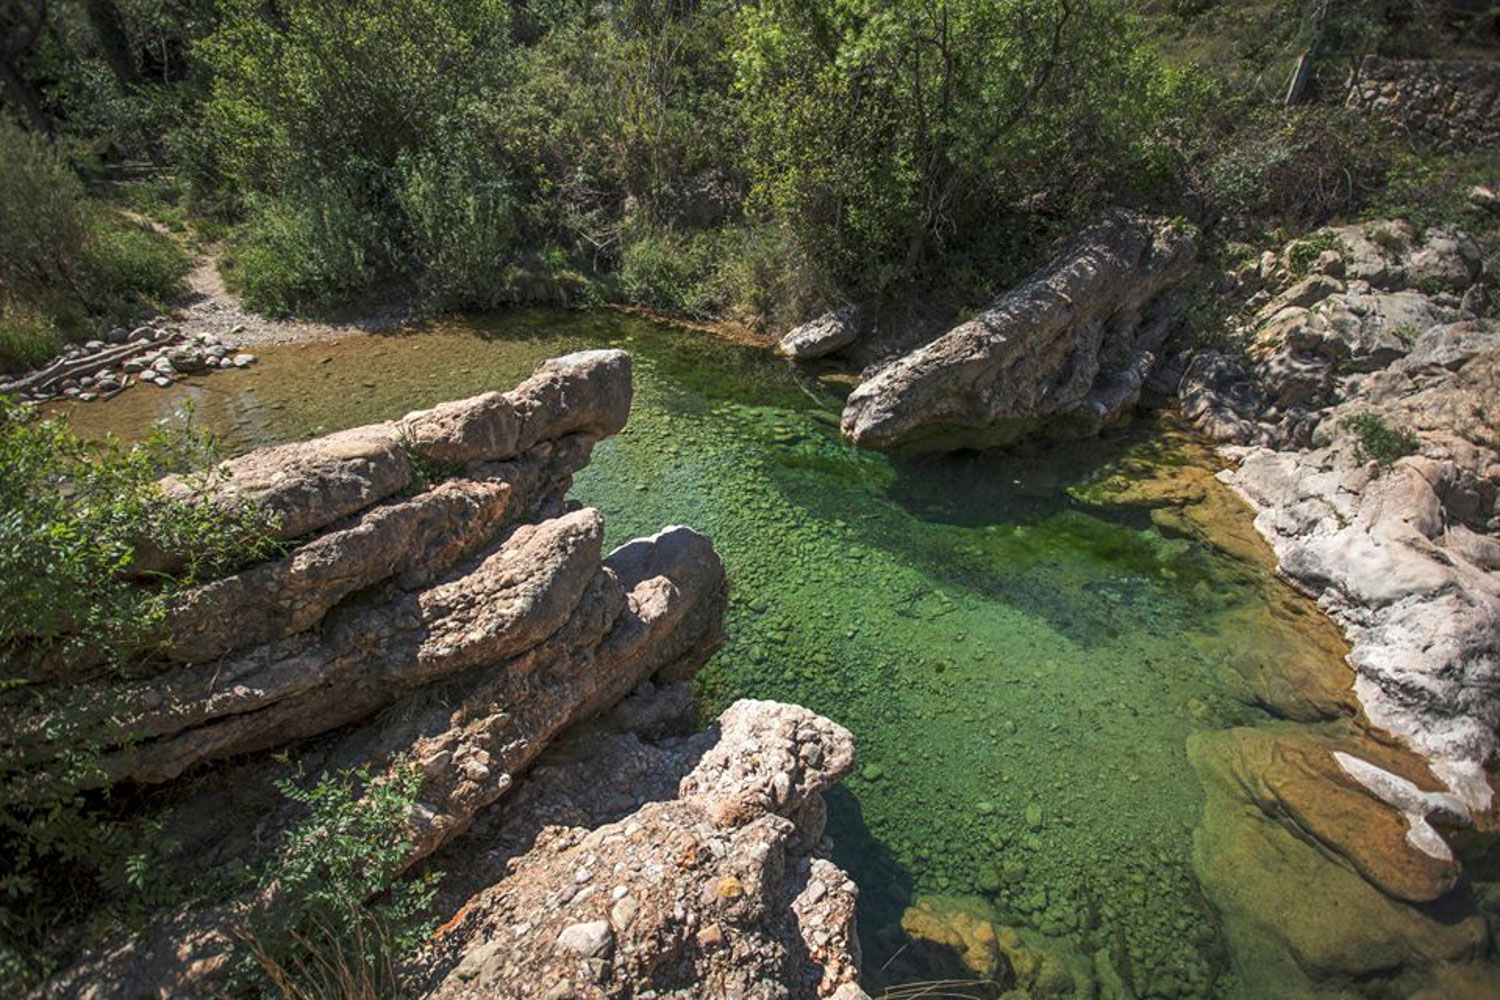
[1347,57,1500,151]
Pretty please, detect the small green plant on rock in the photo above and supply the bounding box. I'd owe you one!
[1286,231,1346,275]
[1341,411,1420,470]
[234,763,436,1000]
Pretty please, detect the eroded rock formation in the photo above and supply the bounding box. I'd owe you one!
[421,699,863,1000]
[1181,223,1499,814]
[1177,222,1500,997]
[841,212,1196,451]
[19,352,865,999]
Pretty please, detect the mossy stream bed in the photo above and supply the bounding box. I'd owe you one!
[60,310,1373,999]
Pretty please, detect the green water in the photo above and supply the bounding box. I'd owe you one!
[60,309,1349,998]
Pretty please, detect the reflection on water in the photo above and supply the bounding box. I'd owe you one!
[59,309,1364,999]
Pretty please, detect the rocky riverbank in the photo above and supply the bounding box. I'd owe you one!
[15,350,866,999]
[1181,220,1497,813]
[775,209,1499,996]
[1173,221,1499,997]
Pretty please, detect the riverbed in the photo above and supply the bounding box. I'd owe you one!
[58,308,1363,998]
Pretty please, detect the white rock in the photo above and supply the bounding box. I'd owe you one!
[555,920,612,958]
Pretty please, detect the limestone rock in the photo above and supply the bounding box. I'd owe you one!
[1179,222,1500,819]
[777,307,860,360]
[841,212,1196,451]
[31,354,740,999]
[158,349,632,544]
[1189,728,1493,998]
[422,700,861,1000]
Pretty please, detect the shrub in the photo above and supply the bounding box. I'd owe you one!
[0,121,189,372]
[1341,411,1420,469]
[1197,105,1393,226]
[733,0,1195,301]
[0,399,276,989]
[223,189,388,316]
[0,122,95,309]
[1286,231,1346,275]
[236,764,436,999]
[396,139,526,309]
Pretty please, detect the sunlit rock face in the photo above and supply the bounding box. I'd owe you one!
[842,211,1196,452]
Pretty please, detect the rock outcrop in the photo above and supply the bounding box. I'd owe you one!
[19,351,867,998]
[420,699,863,1000]
[1175,221,1499,996]
[1180,222,1499,815]
[841,212,1196,451]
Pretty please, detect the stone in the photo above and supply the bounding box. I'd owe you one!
[556,921,612,958]
[841,211,1195,451]
[776,307,860,360]
[232,353,257,368]
[1190,729,1492,998]
[421,699,861,1000]
[30,355,741,1000]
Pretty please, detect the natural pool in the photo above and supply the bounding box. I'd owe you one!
[59,309,1362,998]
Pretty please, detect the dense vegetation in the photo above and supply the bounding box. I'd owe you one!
[2,0,1495,371]
[0,397,279,989]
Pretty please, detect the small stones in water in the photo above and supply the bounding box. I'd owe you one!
[1,318,259,405]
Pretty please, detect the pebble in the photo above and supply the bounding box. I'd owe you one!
[555,920,612,958]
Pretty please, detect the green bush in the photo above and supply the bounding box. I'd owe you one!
[0,123,95,309]
[733,0,1193,300]
[223,189,388,316]
[236,764,436,998]
[0,399,277,989]
[0,399,276,671]
[1341,411,1420,469]
[1286,231,1346,275]
[396,138,526,309]
[0,120,188,372]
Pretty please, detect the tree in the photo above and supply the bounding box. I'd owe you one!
[733,0,1181,295]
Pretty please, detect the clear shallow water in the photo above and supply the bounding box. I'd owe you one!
[60,309,1355,998]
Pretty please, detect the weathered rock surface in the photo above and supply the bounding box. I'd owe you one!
[777,307,861,360]
[1175,222,1500,996]
[23,352,847,999]
[1181,223,1499,816]
[419,699,862,1000]
[841,212,1196,451]
[1189,728,1494,999]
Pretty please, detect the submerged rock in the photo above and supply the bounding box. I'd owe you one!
[841,211,1196,451]
[1189,728,1493,999]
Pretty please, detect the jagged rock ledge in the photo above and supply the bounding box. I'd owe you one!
[838,211,1196,451]
[1175,223,1499,997]
[20,351,866,999]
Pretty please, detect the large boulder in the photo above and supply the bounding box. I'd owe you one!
[841,212,1196,451]
[420,699,861,1000]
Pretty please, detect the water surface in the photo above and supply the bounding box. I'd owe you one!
[60,309,1357,998]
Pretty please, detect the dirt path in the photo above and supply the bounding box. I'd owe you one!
[172,245,415,349]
